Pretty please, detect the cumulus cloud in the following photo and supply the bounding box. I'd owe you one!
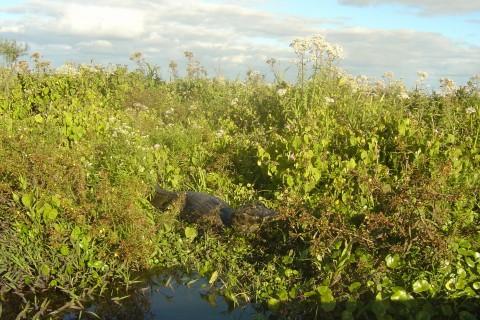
[58,4,146,39]
[338,0,480,15]
[0,0,478,87]
[327,28,480,85]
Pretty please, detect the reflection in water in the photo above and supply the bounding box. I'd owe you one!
[63,273,269,320]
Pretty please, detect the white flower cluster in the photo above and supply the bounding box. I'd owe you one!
[466,106,476,115]
[276,88,287,97]
[325,96,335,104]
[132,102,148,111]
[417,71,429,82]
[439,78,457,96]
[56,63,79,75]
[289,35,344,63]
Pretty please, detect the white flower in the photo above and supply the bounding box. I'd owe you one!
[466,107,476,114]
[289,38,309,56]
[417,71,429,81]
[398,92,410,100]
[230,97,239,106]
[153,144,161,149]
[133,102,148,110]
[439,78,456,95]
[277,88,287,97]
[56,63,79,75]
[325,97,335,104]
[215,129,225,137]
[383,72,394,79]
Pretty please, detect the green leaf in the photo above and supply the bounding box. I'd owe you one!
[390,288,411,301]
[267,298,280,311]
[278,289,289,301]
[60,245,70,256]
[385,254,401,269]
[208,271,218,285]
[34,114,44,123]
[445,278,456,291]
[21,193,34,209]
[184,226,198,240]
[317,286,336,311]
[71,226,82,241]
[348,282,361,292]
[42,203,58,222]
[39,264,50,277]
[412,279,431,293]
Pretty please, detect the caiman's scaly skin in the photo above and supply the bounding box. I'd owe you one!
[151,186,276,228]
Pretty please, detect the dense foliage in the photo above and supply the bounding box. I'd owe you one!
[0,49,479,319]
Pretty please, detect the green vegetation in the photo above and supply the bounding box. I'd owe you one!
[0,38,479,319]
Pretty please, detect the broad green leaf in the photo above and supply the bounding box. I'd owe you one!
[348,282,361,292]
[60,245,70,256]
[209,271,218,285]
[390,288,411,301]
[278,289,288,301]
[317,286,336,311]
[39,264,50,277]
[34,114,44,123]
[445,278,456,291]
[413,279,431,293]
[184,226,198,240]
[267,298,280,311]
[42,204,58,222]
[21,193,34,209]
[385,254,401,269]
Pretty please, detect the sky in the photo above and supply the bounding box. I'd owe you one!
[0,0,479,87]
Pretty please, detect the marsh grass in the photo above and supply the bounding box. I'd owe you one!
[0,37,479,318]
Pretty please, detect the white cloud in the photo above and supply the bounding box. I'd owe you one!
[58,4,146,38]
[338,0,480,15]
[0,25,25,33]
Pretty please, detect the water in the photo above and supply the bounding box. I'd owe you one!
[63,273,269,320]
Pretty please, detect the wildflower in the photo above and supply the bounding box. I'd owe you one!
[246,70,263,83]
[383,71,394,80]
[417,71,429,81]
[287,151,296,161]
[132,102,147,110]
[289,38,309,56]
[266,57,277,67]
[325,43,343,61]
[215,129,225,137]
[375,80,385,90]
[466,107,476,114]
[277,88,287,97]
[325,97,335,104]
[356,75,369,88]
[153,144,161,149]
[231,97,239,106]
[439,78,456,95]
[398,92,410,100]
[129,51,143,62]
[56,63,78,75]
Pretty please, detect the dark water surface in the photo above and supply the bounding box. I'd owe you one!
[63,274,269,320]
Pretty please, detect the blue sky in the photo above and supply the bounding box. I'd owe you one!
[276,0,480,44]
[0,0,479,87]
